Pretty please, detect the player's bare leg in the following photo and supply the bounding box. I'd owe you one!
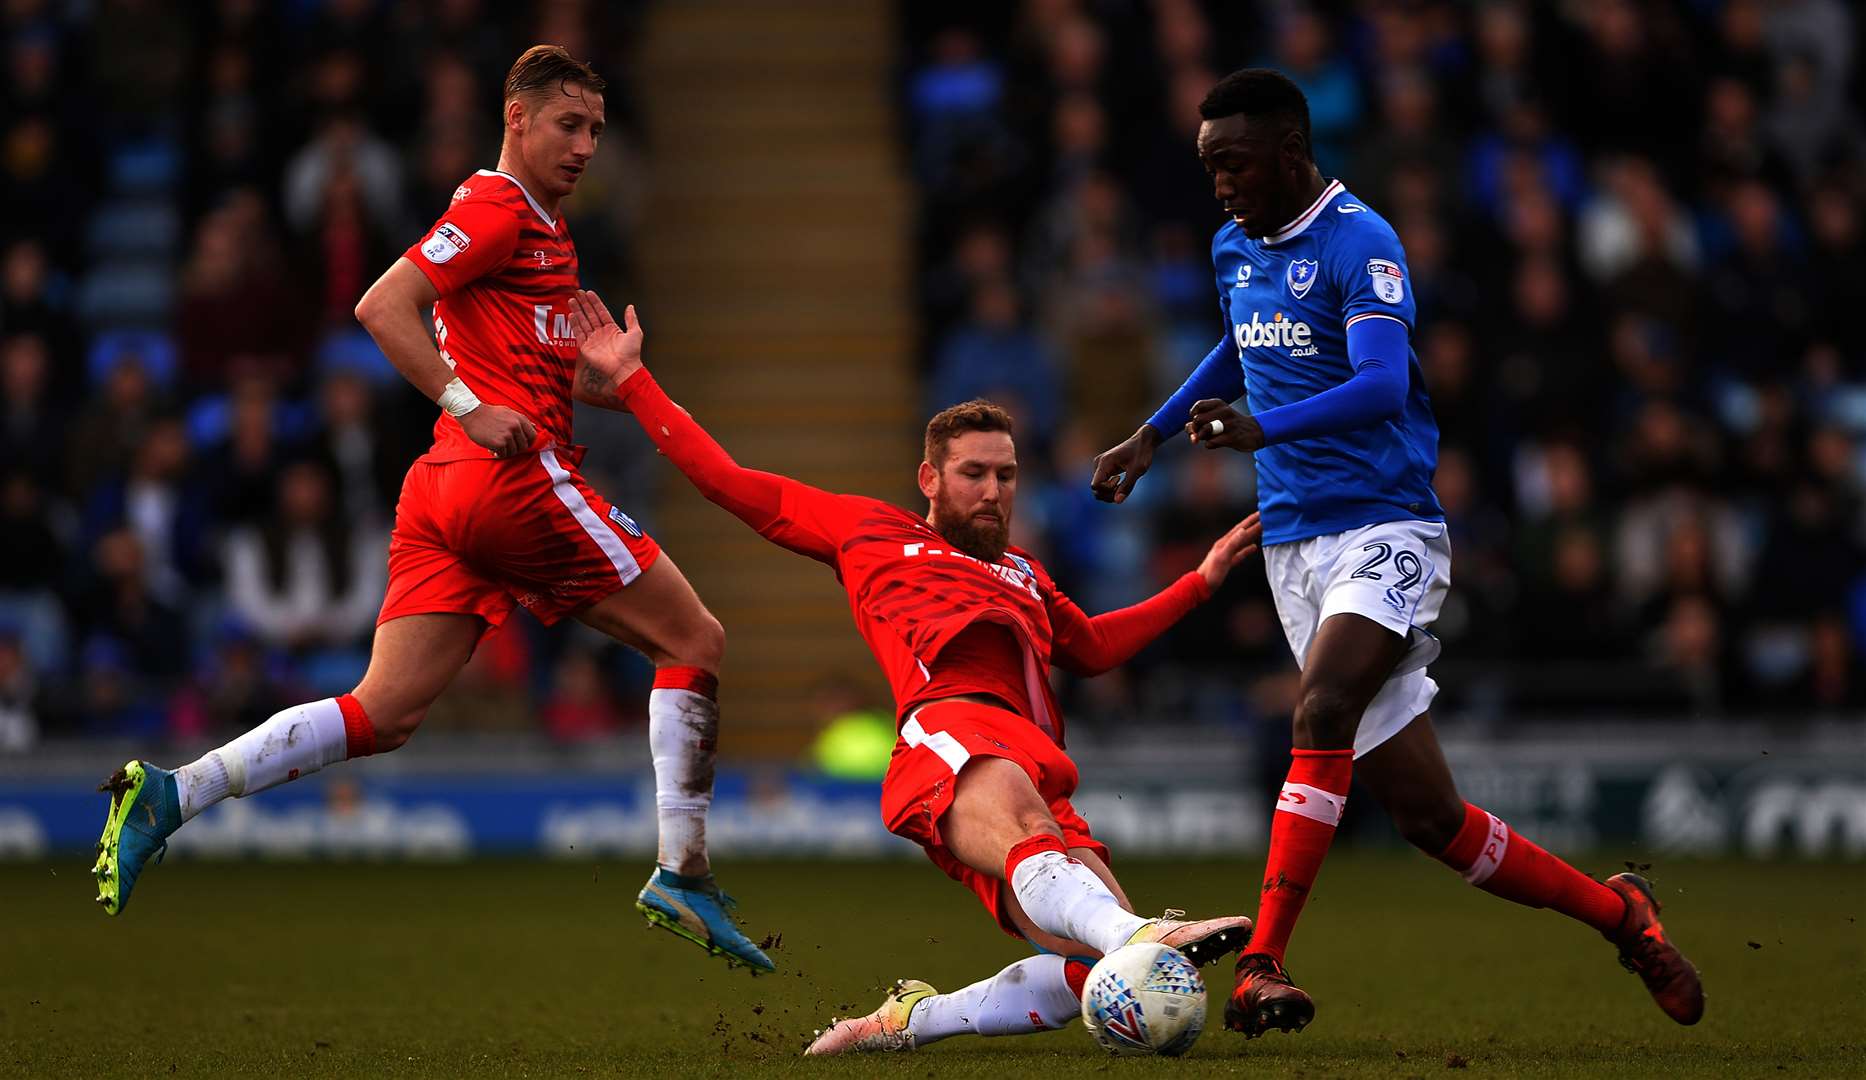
[1004,844,1245,961]
[806,953,1093,1055]
[94,613,481,915]
[575,554,725,876]
[1359,713,1705,1024]
[349,613,488,746]
[810,804,1250,1055]
[573,553,772,972]
[1227,611,1404,1036]
[808,833,1239,1054]
[942,756,1250,962]
[1005,846,1132,957]
[805,848,1112,1050]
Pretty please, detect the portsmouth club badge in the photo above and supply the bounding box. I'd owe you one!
[1367,258,1405,304]
[1287,258,1319,299]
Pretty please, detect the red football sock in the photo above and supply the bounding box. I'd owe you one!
[1003,833,1068,881]
[1063,957,1092,1001]
[1435,803,1625,933]
[337,693,375,759]
[652,665,719,699]
[1249,748,1353,964]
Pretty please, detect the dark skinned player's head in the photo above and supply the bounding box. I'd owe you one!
[1196,68,1323,239]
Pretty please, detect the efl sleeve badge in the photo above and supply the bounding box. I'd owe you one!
[421,222,472,264]
[1367,259,1404,304]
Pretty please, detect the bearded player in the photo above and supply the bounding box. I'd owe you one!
[559,291,1258,1052]
[1090,68,1704,1035]
[89,46,771,973]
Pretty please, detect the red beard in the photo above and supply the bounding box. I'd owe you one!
[930,500,1010,563]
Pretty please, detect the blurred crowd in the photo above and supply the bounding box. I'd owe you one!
[0,0,649,750]
[3,0,1861,757]
[898,0,1866,728]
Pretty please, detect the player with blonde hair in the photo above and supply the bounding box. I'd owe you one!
[92,45,771,973]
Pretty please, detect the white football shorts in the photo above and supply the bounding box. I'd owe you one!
[1262,518,1451,758]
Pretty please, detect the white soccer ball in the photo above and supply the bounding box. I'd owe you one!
[1079,942,1207,1056]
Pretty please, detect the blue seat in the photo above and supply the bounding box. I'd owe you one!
[76,267,175,329]
[108,138,182,195]
[85,201,181,260]
[316,326,399,384]
[86,328,178,388]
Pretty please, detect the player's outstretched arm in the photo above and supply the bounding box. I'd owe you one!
[571,296,845,564]
[1092,336,1244,504]
[1050,512,1262,676]
[354,259,536,458]
[1193,511,1264,590]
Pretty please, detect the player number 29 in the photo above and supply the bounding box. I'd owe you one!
[1349,542,1423,592]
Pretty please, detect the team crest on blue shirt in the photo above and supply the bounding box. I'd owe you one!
[1287,259,1319,299]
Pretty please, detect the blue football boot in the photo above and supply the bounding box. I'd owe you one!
[92,761,181,915]
[636,868,775,973]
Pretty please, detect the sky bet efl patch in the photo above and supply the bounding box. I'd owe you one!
[1368,258,1404,304]
[421,222,471,264]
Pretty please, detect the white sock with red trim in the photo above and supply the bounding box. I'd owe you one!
[174,695,376,821]
[906,955,1081,1044]
[649,666,719,877]
[1004,834,1147,955]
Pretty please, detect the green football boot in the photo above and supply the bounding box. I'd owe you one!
[92,761,181,915]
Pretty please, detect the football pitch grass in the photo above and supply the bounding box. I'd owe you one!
[2,854,1859,1078]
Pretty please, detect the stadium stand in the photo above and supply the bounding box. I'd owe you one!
[0,0,1860,758]
[897,0,1866,734]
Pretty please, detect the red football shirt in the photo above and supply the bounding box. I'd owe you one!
[617,369,1211,746]
[758,489,1077,736]
[403,170,581,462]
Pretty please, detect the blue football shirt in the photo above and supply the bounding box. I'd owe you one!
[1210,180,1443,545]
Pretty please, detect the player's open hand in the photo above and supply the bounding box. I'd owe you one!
[1195,511,1263,591]
[1091,425,1165,504]
[569,289,643,396]
[459,403,537,459]
[1187,399,1264,452]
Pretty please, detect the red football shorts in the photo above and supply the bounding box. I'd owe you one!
[881,698,1109,938]
[378,445,662,635]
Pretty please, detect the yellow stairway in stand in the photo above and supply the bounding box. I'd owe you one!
[633,2,918,758]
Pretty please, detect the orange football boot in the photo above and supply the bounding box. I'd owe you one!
[1603,872,1705,1024]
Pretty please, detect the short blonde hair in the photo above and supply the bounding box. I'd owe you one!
[503,44,605,106]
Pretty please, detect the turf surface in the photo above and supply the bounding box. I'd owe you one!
[1,854,1859,1077]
